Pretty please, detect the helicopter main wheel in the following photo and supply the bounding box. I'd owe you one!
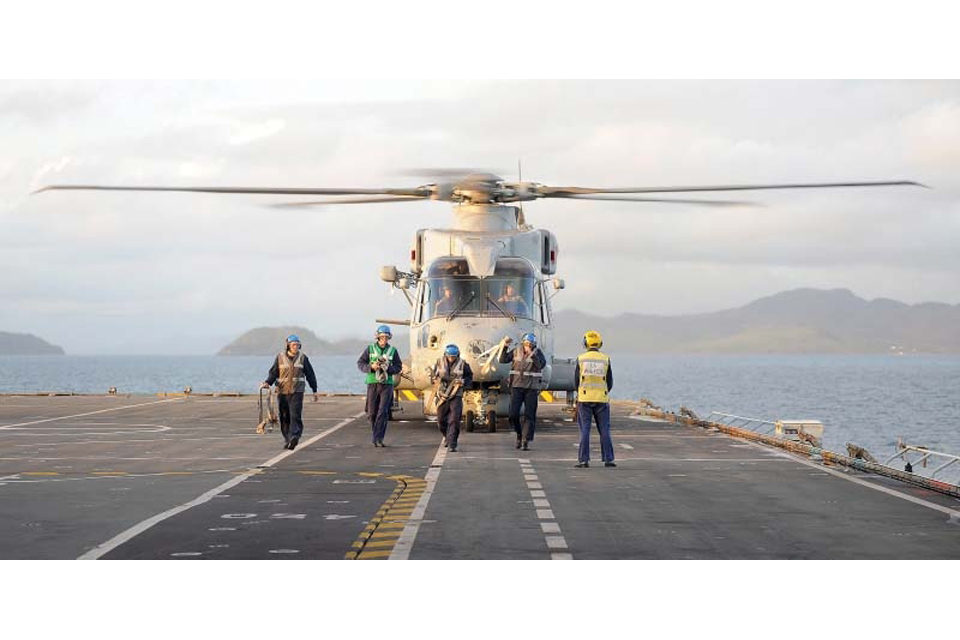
[485,410,497,433]
[464,410,476,432]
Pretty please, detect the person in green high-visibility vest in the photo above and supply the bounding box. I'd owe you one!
[357,325,403,447]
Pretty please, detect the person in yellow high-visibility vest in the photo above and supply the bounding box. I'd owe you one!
[575,330,615,468]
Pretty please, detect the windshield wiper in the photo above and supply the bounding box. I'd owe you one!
[485,293,516,322]
[446,291,476,322]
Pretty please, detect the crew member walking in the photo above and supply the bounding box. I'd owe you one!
[499,332,546,451]
[432,344,473,453]
[261,334,318,450]
[357,325,403,447]
[575,330,616,468]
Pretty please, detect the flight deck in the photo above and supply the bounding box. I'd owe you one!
[1,394,957,559]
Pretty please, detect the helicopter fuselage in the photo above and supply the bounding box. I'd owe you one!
[380,204,575,420]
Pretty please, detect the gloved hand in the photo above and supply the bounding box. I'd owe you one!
[313,393,319,403]
[260,382,270,390]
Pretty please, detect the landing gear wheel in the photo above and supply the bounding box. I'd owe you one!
[485,410,497,433]
[465,410,476,433]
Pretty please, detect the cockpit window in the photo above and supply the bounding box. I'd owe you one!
[421,257,538,322]
[484,278,534,319]
[425,277,482,320]
[428,258,470,277]
[493,257,535,277]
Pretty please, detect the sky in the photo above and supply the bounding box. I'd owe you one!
[2,79,959,354]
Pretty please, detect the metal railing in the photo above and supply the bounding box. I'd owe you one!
[883,441,960,484]
[705,411,778,435]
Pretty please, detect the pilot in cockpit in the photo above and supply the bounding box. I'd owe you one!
[434,285,458,315]
[497,282,529,317]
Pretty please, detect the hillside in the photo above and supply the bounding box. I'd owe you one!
[0,331,65,355]
[551,288,960,355]
[218,326,407,356]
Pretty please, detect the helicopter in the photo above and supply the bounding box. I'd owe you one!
[36,172,922,430]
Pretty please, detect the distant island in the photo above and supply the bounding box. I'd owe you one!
[0,331,65,355]
[218,326,407,357]
[218,289,960,357]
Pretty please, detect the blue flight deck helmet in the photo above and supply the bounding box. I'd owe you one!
[521,332,537,346]
[376,325,392,338]
[444,344,460,357]
[286,334,301,345]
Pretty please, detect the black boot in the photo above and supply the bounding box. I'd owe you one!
[516,434,522,449]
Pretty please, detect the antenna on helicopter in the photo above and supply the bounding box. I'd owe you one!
[517,159,530,230]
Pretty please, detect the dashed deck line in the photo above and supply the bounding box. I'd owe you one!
[519,458,571,559]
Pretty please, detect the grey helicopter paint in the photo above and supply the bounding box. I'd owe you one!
[35,171,922,428]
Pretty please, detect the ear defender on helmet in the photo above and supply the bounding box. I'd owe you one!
[583,330,603,349]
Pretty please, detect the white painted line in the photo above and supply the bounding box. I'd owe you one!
[518,458,530,463]
[0,398,184,430]
[541,522,561,534]
[536,509,555,519]
[619,443,634,450]
[77,412,364,560]
[524,475,538,481]
[533,499,551,508]
[530,490,547,498]
[546,536,568,549]
[551,553,573,560]
[740,440,960,518]
[390,443,447,560]
[527,482,543,489]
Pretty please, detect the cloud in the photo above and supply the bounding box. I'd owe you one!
[3,80,960,353]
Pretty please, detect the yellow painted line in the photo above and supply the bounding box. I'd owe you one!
[23,472,59,476]
[363,539,402,549]
[345,473,431,559]
[401,390,418,401]
[371,531,401,539]
[540,390,555,402]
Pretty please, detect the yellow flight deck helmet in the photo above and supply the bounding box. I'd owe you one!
[583,330,603,349]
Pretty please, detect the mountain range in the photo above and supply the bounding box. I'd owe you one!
[550,288,960,355]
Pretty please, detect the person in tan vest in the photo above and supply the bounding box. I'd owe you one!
[261,334,318,450]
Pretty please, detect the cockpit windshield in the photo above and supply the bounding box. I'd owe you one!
[426,277,482,319]
[421,257,538,321]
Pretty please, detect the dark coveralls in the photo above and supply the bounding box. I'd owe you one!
[357,344,403,444]
[434,357,474,450]
[265,351,318,445]
[575,356,615,464]
[499,345,547,445]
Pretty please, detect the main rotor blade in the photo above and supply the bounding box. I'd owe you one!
[270,195,428,208]
[538,180,925,196]
[553,194,756,207]
[34,184,428,197]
